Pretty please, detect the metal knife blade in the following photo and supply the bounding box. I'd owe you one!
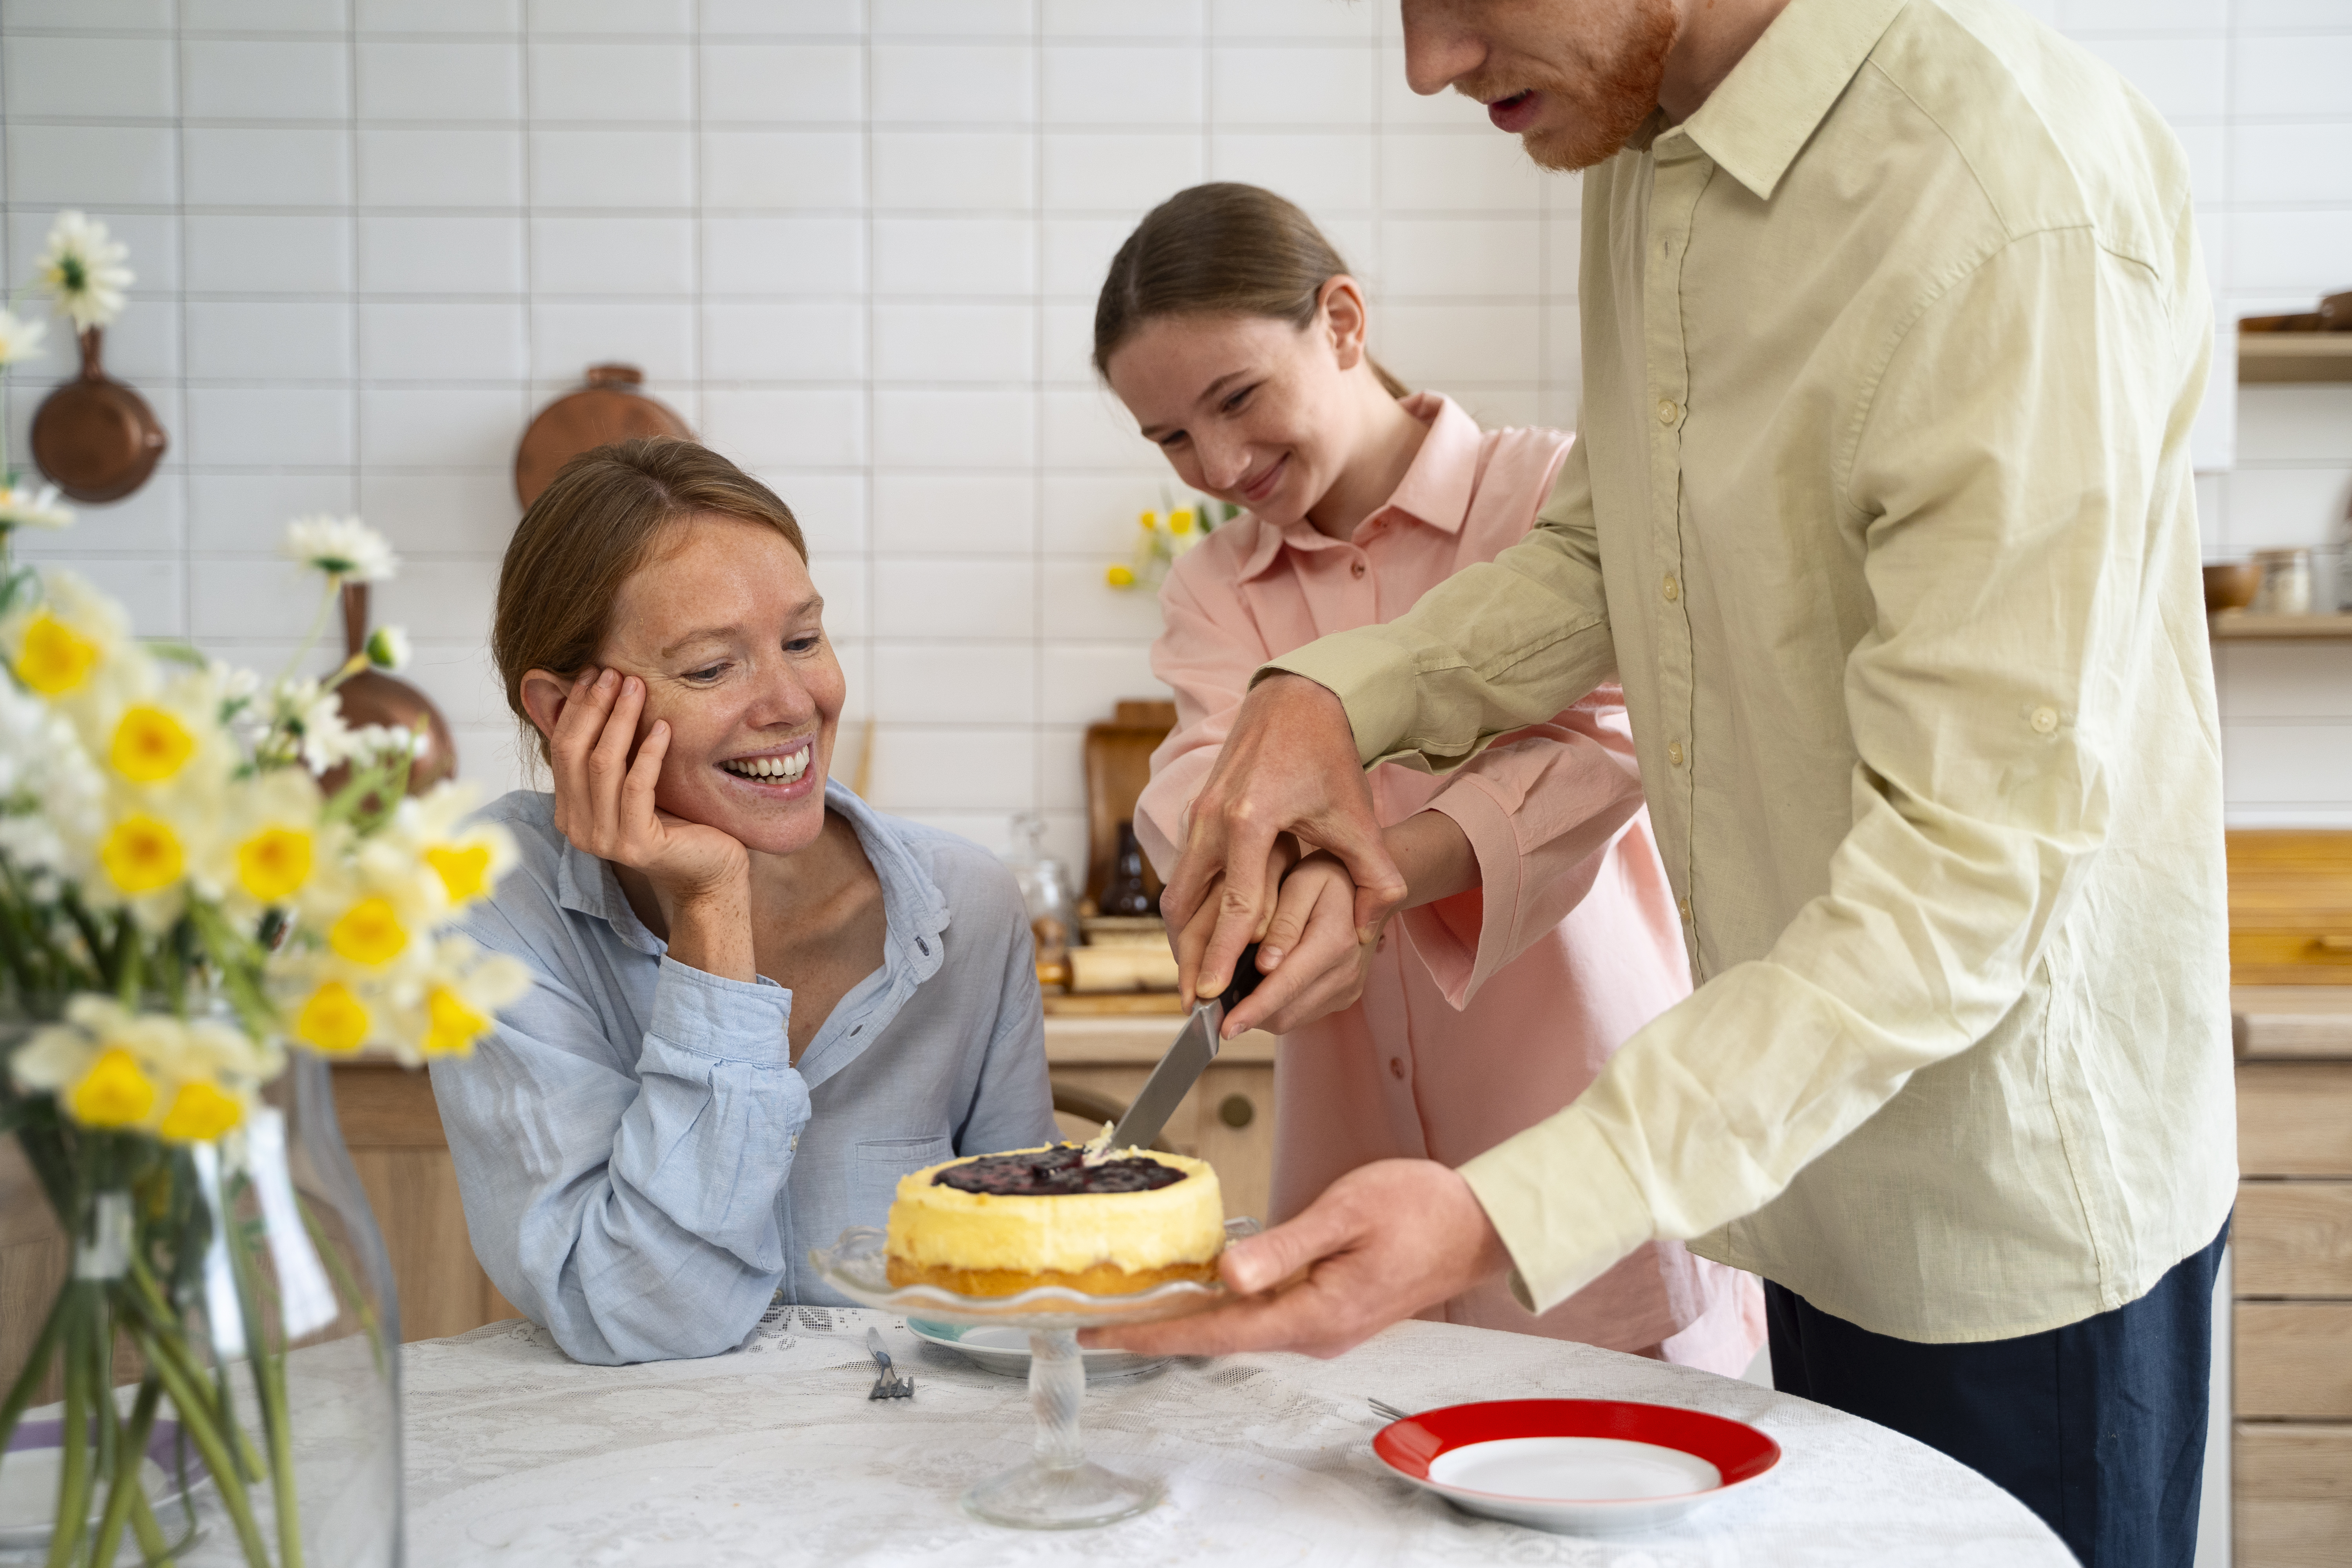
[1109,943,1262,1152]
[864,1327,893,1372]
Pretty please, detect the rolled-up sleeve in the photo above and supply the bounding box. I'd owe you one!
[1403,698,1648,1008]
[435,904,809,1366]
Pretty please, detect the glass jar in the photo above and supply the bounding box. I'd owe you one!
[2250,548,2314,616]
[1,1029,403,1568]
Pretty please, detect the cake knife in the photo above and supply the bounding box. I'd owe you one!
[1108,943,1263,1152]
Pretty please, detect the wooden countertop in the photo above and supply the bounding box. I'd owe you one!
[1044,1013,1275,1065]
[2234,986,2352,1060]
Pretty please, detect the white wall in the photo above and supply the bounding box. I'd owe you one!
[0,0,2344,860]
[0,0,1578,877]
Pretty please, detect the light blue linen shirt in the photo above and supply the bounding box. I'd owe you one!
[428,782,1055,1365]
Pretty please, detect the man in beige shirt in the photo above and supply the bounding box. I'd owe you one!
[1094,0,2234,1561]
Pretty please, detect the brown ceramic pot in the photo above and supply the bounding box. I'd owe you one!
[30,328,167,503]
[513,364,692,509]
[322,583,457,804]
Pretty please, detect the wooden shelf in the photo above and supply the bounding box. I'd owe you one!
[2240,333,2352,384]
[2210,611,2352,641]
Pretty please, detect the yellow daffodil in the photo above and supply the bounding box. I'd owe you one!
[1169,508,1194,535]
[295,982,371,1053]
[421,986,491,1057]
[100,813,184,894]
[423,844,492,905]
[328,897,408,967]
[109,704,196,783]
[15,611,98,696]
[68,1047,156,1127]
[1105,564,1136,588]
[158,1080,243,1142]
[238,826,314,903]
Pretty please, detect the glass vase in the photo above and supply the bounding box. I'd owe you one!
[1,1040,404,1568]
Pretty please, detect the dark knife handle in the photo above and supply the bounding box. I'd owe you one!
[1216,942,1265,1013]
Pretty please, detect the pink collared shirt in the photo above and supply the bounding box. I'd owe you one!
[1137,394,1762,1372]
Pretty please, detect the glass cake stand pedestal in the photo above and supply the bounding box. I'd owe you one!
[812,1220,1255,1530]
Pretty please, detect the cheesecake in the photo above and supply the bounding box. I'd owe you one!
[884,1142,1225,1298]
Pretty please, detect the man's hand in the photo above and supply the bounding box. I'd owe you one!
[1079,1160,1514,1359]
[1163,674,1406,1024]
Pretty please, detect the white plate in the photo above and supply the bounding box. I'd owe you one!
[904,1318,1170,1379]
[0,1418,212,1554]
[1372,1399,1780,1537]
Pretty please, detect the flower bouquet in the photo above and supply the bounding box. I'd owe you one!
[0,211,525,1568]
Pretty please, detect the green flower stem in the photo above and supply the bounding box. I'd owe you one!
[86,1370,160,1568]
[44,1290,93,1568]
[118,1260,264,1483]
[0,1277,68,1457]
[297,1196,381,1377]
[223,1190,302,1568]
[122,1318,271,1568]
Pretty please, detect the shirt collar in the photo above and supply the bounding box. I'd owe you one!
[1665,0,1911,201]
[1234,392,1485,583]
[552,778,951,984]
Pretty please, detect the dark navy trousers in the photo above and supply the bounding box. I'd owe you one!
[1765,1219,2227,1568]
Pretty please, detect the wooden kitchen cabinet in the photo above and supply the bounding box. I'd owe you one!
[2233,967,2352,1567]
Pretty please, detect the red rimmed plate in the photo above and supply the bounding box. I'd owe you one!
[1372,1399,1780,1535]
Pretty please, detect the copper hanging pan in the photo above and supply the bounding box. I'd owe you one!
[31,327,167,503]
[322,581,457,804]
[513,363,692,509]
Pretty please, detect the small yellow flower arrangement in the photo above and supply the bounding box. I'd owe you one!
[1103,496,1242,593]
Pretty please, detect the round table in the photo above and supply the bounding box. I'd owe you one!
[394,1306,2072,1566]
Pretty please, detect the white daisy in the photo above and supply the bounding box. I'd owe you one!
[39,211,134,334]
[0,481,72,532]
[283,515,398,584]
[0,308,47,368]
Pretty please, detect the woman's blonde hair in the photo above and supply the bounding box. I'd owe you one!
[492,437,807,762]
[1092,182,1409,398]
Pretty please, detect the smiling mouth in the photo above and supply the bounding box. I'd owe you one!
[1488,90,1540,132]
[719,743,812,784]
[1240,456,1286,503]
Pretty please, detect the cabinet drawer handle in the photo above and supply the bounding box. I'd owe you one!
[1218,1094,1255,1129]
[2319,935,2352,954]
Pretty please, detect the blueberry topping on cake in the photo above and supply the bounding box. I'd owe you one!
[936,1145,1187,1196]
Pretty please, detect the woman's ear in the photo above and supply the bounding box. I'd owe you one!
[1319,275,1372,373]
[518,668,578,742]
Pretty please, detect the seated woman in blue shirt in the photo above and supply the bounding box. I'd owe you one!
[431,437,1054,1365]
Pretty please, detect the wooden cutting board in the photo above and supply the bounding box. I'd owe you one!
[1082,699,1176,908]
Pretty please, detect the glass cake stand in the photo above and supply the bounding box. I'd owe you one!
[811,1218,1256,1530]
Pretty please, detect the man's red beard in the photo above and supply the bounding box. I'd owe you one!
[1462,0,1681,172]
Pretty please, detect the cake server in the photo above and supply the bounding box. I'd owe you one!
[1109,943,1263,1152]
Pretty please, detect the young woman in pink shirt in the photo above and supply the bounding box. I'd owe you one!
[1096,183,1760,1371]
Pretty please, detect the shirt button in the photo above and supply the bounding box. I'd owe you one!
[1667,742,1684,767]
[1350,559,1367,579]
[1677,897,1693,922]
[1388,1057,1406,1081]
[2031,706,2059,734]
[1662,573,1680,603]
[1657,399,1679,426]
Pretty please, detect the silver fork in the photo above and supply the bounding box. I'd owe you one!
[866,1327,913,1401]
[1368,1397,1415,1424]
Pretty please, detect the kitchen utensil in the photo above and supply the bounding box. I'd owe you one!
[2251,548,2315,615]
[1371,1399,1782,1536]
[1108,943,1263,1152]
[29,327,167,503]
[513,363,693,509]
[865,1326,913,1400]
[1369,1397,1415,1424]
[905,1318,1169,1380]
[2203,561,2261,615]
[325,582,456,799]
[1081,701,1176,911]
[812,1216,1260,1529]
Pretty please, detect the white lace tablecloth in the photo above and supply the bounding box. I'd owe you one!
[395,1305,2072,1566]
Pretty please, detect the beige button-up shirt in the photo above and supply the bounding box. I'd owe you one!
[1273,0,2235,1343]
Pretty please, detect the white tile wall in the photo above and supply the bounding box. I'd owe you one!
[1,0,2343,875]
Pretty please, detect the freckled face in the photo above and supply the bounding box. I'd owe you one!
[598,513,842,858]
[1104,311,1354,532]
